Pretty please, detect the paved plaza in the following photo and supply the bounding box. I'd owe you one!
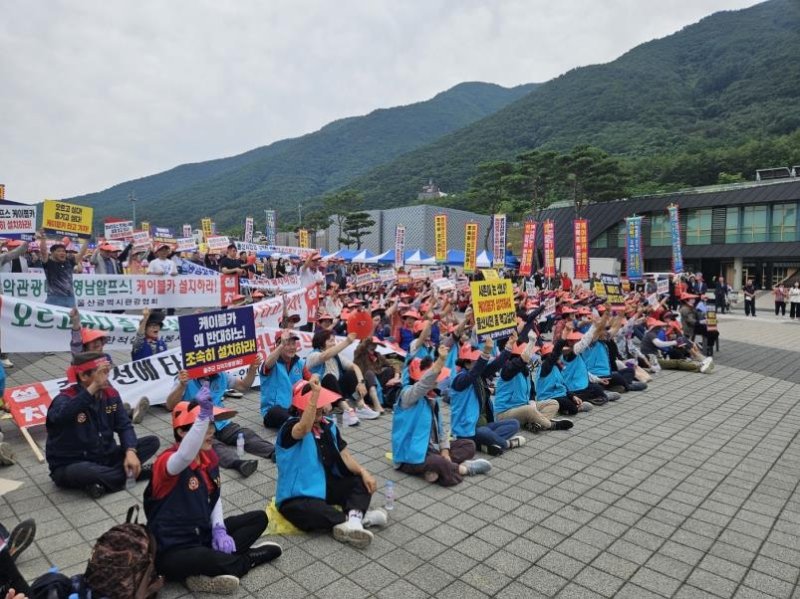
[2,299,800,598]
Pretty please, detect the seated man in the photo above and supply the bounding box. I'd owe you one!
[260,330,307,429]
[45,352,160,498]
[131,308,168,362]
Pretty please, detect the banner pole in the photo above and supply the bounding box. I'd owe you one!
[19,425,45,463]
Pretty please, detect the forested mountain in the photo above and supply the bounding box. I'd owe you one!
[68,82,537,229]
[344,0,800,207]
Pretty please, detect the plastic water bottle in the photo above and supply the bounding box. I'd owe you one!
[125,468,136,490]
[236,432,245,458]
[384,480,395,511]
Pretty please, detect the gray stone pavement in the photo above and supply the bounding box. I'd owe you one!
[1,325,800,598]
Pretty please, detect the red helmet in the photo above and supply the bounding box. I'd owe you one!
[81,329,108,346]
[291,380,341,411]
[171,400,237,430]
[408,359,450,382]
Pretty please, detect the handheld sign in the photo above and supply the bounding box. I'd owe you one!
[43,200,93,239]
[469,279,516,341]
[179,306,258,378]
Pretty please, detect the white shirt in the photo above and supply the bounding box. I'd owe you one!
[147,258,177,276]
[299,265,325,289]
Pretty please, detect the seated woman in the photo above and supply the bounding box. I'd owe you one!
[353,337,401,413]
[144,388,281,595]
[276,377,387,549]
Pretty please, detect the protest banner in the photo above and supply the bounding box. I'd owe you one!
[625,216,644,281]
[265,210,277,245]
[456,277,470,292]
[573,219,589,280]
[0,273,239,310]
[180,307,258,378]
[525,280,536,296]
[492,214,506,268]
[464,222,478,274]
[647,293,659,306]
[409,268,427,281]
[542,296,556,321]
[298,229,309,249]
[42,200,93,239]
[182,224,192,238]
[379,268,396,284]
[206,235,230,253]
[355,270,378,287]
[432,277,455,292]
[396,272,411,286]
[543,220,556,278]
[657,278,669,295]
[104,220,133,241]
[519,221,536,277]
[394,225,406,269]
[0,200,37,235]
[668,204,683,274]
[152,227,175,245]
[480,269,500,281]
[175,237,198,252]
[131,230,151,251]
[434,214,447,263]
[201,218,212,241]
[601,273,625,307]
[427,267,444,280]
[140,221,150,234]
[180,259,219,276]
[244,216,254,243]
[240,274,302,292]
[470,279,516,341]
[706,309,718,332]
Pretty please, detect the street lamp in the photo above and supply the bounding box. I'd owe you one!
[128,192,137,228]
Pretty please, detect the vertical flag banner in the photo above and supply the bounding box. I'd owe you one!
[519,221,537,277]
[543,220,556,278]
[625,216,644,281]
[140,221,150,234]
[492,214,507,268]
[265,210,277,246]
[434,214,447,263]
[573,219,589,280]
[0,184,5,199]
[394,225,406,269]
[668,204,683,274]
[464,222,478,274]
[298,229,309,248]
[211,222,217,235]
[201,218,212,241]
[244,216,254,243]
[182,224,192,238]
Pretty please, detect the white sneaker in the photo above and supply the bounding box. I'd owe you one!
[342,410,360,427]
[185,575,240,595]
[0,442,15,466]
[507,435,526,449]
[355,406,379,420]
[463,459,492,476]
[333,521,373,548]
[700,357,714,374]
[362,508,389,528]
[0,358,12,368]
[131,397,149,424]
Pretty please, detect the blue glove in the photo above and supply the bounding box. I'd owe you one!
[196,381,213,420]
[211,524,236,554]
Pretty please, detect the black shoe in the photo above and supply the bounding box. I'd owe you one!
[86,483,105,499]
[482,444,504,456]
[523,422,543,433]
[235,460,258,478]
[586,396,608,406]
[137,463,153,482]
[7,519,36,561]
[248,540,282,567]
[551,419,574,431]
[627,381,648,391]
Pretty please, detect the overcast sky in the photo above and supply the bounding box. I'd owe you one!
[0,0,763,204]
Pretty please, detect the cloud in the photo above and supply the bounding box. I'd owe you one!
[0,0,763,203]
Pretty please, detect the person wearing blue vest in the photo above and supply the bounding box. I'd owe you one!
[560,321,621,405]
[131,308,168,362]
[534,341,589,416]
[583,313,647,393]
[450,337,525,455]
[397,309,420,352]
[260,330,307,429]
[494,331,574,432]
[166,365,271,478]
[276,377,387,548]
[145,389,282,595]
[393,345,492,486]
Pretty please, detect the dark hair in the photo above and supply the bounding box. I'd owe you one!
[50,243,66,252]
[227,243,237,250]
[72,351,105,366]
[312,329,334,350]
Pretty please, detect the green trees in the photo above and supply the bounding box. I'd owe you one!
[323,189,377,249]
[339,212,377,249]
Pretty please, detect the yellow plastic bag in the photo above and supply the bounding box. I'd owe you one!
[264,497,303,536]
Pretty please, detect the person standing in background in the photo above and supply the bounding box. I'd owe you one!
[789,281,800,320]
[743,278,757,317]
[773,282,788,318]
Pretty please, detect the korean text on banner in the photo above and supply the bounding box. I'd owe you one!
[244,216,254,243]
[519,221,536,277]
[434,215,447,263]
[180,306,258,378]
[394,225,406,269]
[539,296,556,323]
[265,210,277,246]
[668,204,683,274]
[657,277,669,296]
[182,224,192,238]
[175,237,198,252]
[464,222,478,274]
[42,200,93,239]
[201,218,212,241]
[601,273,625,307]
[206,236,230,253]
[104,220,133,241]
[492,214,506,268]
[480,269,500,281]
[298,229,309,249]
[140,221,150,234]
[0,200,37,235]
[469,279,516,341]
[625,216,644,281]
[543,220,556,278]
[573,219,589,280]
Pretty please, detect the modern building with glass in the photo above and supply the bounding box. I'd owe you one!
[539,176,800,290]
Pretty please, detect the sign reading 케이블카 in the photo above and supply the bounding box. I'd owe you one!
[179,306,258,378]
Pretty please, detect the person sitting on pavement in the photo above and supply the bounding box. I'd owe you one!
[393,345,492,486]
[641,319,713,373]
[583,313,647,393]
[45,352,160,499]
[449,337,525,456]
[131,308,168,361]
[144,391,281,596]
[166,365,271,478]
[275,377,388,548]
[535,340,589,416]
[561,321,622,405]
[260,330,307,430]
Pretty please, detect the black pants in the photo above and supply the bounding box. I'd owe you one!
[156,511,267,581]
[398,439,476,487]
[0,549,30,596]
[552,395,580,415]
[744,299,756,316]
[792,303,800,319]
[263,406,291,430]
[775,301,786,316]
[321,370,357,407]
[573,382,607,400]
[213,422,275,468]
[279,475,371,531]
[50,436,160,493]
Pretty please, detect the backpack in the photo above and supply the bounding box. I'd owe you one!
[84,506,164,599]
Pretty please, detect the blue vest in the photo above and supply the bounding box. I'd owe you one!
[275,418,339,506]
[307,350,325,378]
[534,364,568,400]
[392,392,437,466]
[185,376,230,431]
[449,373,481,438]
[144,447,221,553]
[259,357,304,416]
[400,343,434,386]
[582,342,611,377]
[131,337,168,362]
[561,355,589,392]
[494,370,531,415]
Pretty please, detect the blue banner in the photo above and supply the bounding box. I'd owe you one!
[265,210,277,246]
[179,306,257,378]
[668,204,683,274]
[180,259,219,277]
[625,216,644,281]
